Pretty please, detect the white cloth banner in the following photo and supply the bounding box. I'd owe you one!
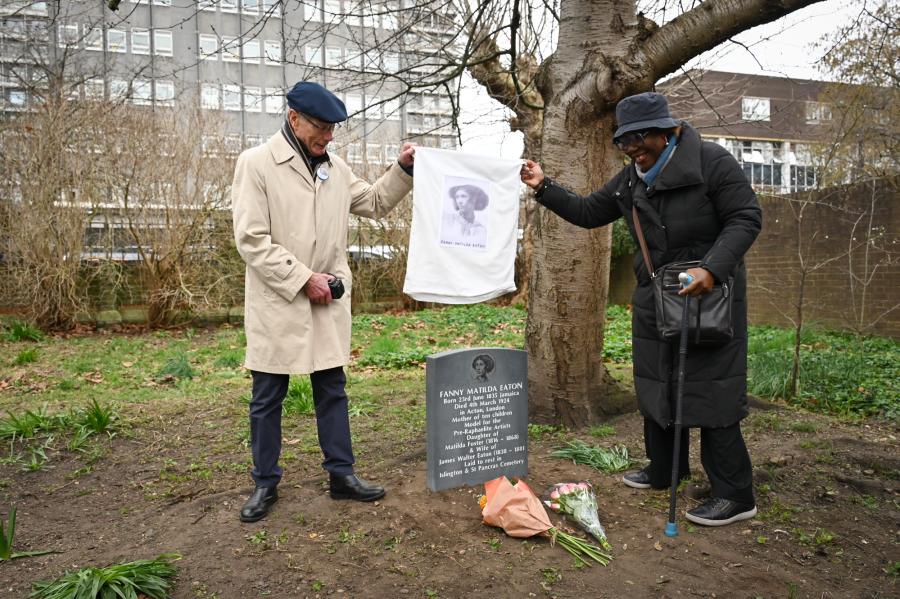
[403,148,523,303]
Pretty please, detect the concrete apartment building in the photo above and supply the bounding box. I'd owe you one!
[0,0,458,165]
[660,70,837,193]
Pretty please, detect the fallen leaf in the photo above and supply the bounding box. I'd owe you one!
[654,541,663,551]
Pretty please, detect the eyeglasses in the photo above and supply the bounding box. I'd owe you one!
[298,112,341,133]
[613,130,653,150]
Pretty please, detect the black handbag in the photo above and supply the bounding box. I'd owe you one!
[632,206,734,346]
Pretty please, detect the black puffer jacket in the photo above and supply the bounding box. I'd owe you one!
[536,123,762,428]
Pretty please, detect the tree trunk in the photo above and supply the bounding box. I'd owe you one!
[526,0,638,426]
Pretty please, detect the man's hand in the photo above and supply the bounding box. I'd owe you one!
[303,272,334,305]
[520,159,545,190]
[398,143,416,168]
[678,267,714,296]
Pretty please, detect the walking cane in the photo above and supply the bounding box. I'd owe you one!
[664,271,693,538]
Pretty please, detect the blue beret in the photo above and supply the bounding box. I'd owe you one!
[285,81,347,123]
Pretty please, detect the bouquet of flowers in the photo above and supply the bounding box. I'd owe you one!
[479,476,612,566]
[544,482,611,550]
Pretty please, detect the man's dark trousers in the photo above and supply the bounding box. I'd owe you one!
[250,367,355,488]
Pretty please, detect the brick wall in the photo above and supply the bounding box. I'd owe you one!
[609,178,900,339]
[746,179,899,338]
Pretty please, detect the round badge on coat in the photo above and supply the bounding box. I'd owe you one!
[317,166,329,181]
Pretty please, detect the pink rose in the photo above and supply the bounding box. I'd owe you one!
[550,490,560,500]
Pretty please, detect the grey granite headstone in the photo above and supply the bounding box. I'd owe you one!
[426,348,528,491]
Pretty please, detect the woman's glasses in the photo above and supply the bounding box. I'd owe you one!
[613,130,653,150]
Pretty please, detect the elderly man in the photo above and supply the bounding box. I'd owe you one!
[232,81,415,522]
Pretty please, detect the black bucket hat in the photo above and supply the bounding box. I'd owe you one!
[613,92,678,139]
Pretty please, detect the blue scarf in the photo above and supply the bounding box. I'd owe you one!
[636,134,677,187]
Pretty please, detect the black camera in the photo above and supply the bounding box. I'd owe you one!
[327,275,345,299]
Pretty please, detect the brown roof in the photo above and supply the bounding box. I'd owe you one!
[659,70,832,143]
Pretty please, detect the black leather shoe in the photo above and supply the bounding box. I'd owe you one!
[330,474,385,502]
[686,497,757,526]
[623,467,653,489]
[240,486,278,523]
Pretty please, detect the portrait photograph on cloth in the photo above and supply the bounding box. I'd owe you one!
[439,175,491,250]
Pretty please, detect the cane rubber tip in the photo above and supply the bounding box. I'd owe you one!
[664,522,678,537]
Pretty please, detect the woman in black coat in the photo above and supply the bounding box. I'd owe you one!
[520,92,762,527]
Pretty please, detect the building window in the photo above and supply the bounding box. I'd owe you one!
[323,0,340,20]
[110,79,129,100]
[85,78,105,100]
[325,46,342,67]
[222,37,240,62]
[347,142,362,163]
[382,52,398,73]
[244,86,262,112]
[9,89,27,108]
[131,28,150,54]
[154,30,173,56]
[243,39,260,62]
[199,34,218,59]
[305,45,322,65]
[201,83,220,109]
[805,101,832,123]
[57,24,78,48]
[199,0,217,11]
[383,143,398,163]
[265,87,283,113]
[362,11,377,28]
[384,97,400,120]
[242,0,259,14]
[153,0,172,5]
[262,0,280,15]
[790,165,818,191]
[220,0,238,12]
[131,79,153,105]
[365,97,382,119]
[223,135,242,155]
[84,26,103,51]
[345,93,361,116]
[741,97,770,122]
[264,40,282,64]
[383,3,398,30]
[223,84,241,111]
[366,142,382,163]
[107,29,127,53]
[155,80,174,106]
[440,137,455,150]
[305,1,323,21]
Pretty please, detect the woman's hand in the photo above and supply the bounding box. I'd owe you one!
[520,159,545,190]
[678,267,714,296]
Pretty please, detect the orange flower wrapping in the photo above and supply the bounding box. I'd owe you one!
[481,476,552,538]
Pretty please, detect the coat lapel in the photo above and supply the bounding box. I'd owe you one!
[268,132,315,188]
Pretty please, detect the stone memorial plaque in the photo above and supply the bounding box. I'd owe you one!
[426,348,528,491]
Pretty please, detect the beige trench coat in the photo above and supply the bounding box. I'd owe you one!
[232,132,412,374]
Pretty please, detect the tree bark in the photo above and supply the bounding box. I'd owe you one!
[526,0,640,426]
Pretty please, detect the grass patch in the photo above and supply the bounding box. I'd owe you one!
[551,440,635,474]
[588,425,616,438]
[602,305,632,363]
[31,553,180,598]
[284,378,315,416]
[156,352,196,380]
[2,320,44,342]
[748,326,899,418]
[14,348,38,365]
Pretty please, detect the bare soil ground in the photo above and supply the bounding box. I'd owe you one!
[2,388,897,599]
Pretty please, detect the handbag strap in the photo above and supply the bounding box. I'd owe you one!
[632,205,656,279]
